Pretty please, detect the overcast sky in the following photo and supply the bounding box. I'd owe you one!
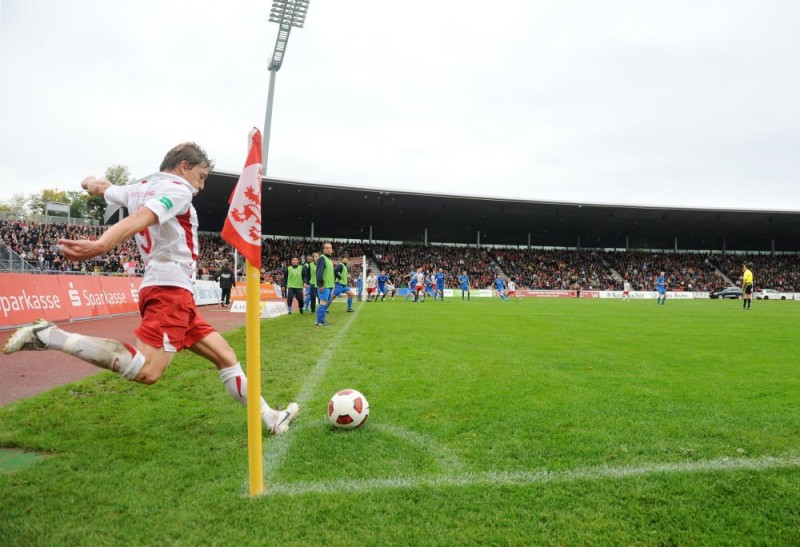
[1,0,798,211]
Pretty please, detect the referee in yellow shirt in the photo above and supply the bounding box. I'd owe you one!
[741,262,754,310]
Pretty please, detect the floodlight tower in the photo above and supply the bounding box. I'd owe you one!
[262,0,310,171]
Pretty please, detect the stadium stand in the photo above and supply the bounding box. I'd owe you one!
[3,219,799,291]
[600,251,721,292]
[489,248,614,290]
[714,253,800,292]
[368,243,499,288]
[0,219,138,275]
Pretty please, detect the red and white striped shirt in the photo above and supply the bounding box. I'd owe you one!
[105,173,198,292]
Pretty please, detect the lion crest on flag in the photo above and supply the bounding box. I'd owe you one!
[221,129,263,268]
[228,175,262,243]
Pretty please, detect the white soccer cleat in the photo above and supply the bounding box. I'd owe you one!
[3,319,55,354]
[270,403,300,435]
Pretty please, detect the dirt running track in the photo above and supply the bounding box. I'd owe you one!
[0,306,247,407]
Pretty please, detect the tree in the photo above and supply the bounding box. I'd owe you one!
[67,191,89,219]
[105,164,135,186]
[0,193,29,218]
[28,189,70,217]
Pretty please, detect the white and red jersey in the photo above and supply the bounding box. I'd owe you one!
[105,172,198,292]
[507,281,518,293]
[366,275,378,289]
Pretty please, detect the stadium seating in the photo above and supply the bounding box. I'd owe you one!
[2,219,797,291]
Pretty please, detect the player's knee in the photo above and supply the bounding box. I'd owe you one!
[216,346,238,369]
[134,361,165,385]
[134,370,162,385]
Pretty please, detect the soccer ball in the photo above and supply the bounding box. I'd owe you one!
[327,389,370,429]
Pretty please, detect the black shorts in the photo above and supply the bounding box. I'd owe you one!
[744,283,753,295]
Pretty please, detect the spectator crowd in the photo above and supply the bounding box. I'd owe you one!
[2,219,799,292]
[0,219,139,275]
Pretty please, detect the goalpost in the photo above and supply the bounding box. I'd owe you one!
[329,255,367,303]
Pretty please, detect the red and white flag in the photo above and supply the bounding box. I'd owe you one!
[221,128,263,269]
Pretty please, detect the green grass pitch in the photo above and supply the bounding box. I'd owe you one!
[1,297,799,544]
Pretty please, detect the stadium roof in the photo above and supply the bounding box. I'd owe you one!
[195,171,800,252]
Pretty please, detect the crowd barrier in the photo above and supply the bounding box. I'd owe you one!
[227,281,284,318]
[0,274,223,329]
[0,273,143,328]
[229,281,281,302]
[7,273,795,329]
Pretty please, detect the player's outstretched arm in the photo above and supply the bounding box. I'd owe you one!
[58,207,158,262]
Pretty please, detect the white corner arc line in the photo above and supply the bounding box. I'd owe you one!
[263,455,800,497]
[262,305,362,482]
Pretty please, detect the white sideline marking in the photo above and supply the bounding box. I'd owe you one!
[262,305,361,481]
[263,455,800,497]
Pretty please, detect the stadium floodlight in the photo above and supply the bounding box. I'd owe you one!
[262,0,311,170]
[267,0,310,71]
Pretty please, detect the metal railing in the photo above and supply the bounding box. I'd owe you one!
[0,212,98,226]
[0,242,40,273]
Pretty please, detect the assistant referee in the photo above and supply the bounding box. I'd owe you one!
[741,262,753,310]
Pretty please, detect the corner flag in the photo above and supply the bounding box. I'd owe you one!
[221,128,262,269]
[221,128,265,496]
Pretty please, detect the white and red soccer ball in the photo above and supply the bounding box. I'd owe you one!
[327,389,370,429]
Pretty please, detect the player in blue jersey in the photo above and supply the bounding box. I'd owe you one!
[423,271,434,301]
[656,271,667,305]
[434,268,446,301]
[377,269,389,302]
[458,271,470,300]
[404,269,417,303]
[494,273,508,300]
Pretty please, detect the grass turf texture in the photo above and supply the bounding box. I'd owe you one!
[1,298,799,544]
[0,448,47,473]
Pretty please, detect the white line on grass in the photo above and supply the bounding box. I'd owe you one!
[263,455,800,497]
[262,304,361,483]
[279,420,468,475]
[374,424,467,474]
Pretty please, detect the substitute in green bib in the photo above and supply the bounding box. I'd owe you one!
[302,253,317,313]
[284,256,305,315]
[333,255,354,313]
[315,243,335,326]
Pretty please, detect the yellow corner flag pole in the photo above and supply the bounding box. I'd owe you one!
[221,128,265,497]
[245,260,263,496]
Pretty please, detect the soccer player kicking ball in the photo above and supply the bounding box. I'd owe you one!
[2,142,298,435]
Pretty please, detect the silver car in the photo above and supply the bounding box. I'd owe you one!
[754,288,788,300]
